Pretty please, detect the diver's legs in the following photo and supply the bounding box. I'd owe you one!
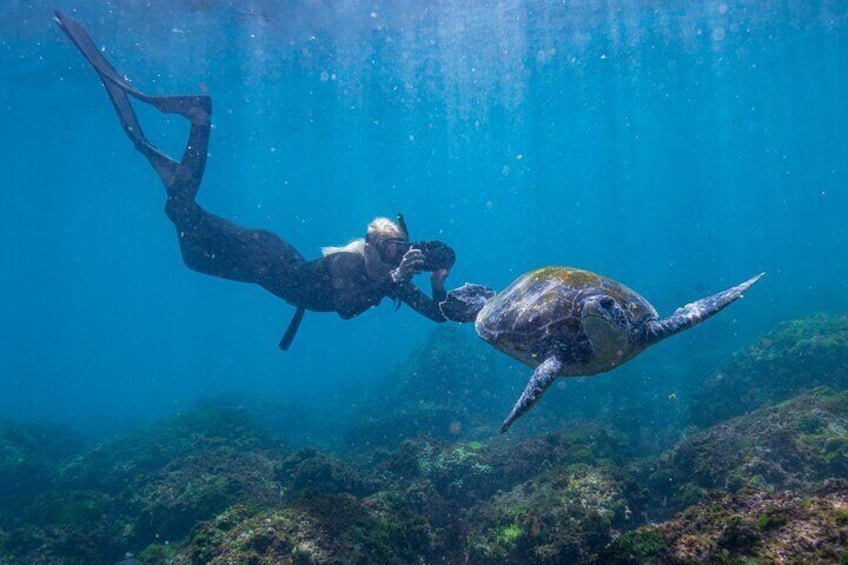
[54,9,210,199]
[57,10,304,298]
[165,199,303,288]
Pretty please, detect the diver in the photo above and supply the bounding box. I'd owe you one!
[54,10,456,350]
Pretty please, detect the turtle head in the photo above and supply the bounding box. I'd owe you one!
[439,283,496,323]
[581,293,632,357]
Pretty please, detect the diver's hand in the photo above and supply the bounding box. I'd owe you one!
[430,268,449,291]
[390,248,426,284]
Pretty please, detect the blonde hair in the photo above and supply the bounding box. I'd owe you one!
[321,238,366,257]
[321,216,407,257]
[366,216,407,242]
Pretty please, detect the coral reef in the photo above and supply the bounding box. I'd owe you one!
[2,315,847,563]
[1,403,284,564]
[0,419,83,525]
[598,481,848,564]
[645,387,848,519]
[170,494,428,565]
[691,314,848,427]
[466,463,640,564]
[55,399,280,494]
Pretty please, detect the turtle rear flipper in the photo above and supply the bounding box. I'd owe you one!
[640,272,764,345]
[440,283,496,323]
[501,355,562,433]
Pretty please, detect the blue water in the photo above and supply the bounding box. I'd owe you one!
[1,0,846,439]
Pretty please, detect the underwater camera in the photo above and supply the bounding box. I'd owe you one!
[396,212,456,271]
[409,240,456,271]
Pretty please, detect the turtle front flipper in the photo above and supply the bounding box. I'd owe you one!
[501,355,563,433]
[641,272,764,345]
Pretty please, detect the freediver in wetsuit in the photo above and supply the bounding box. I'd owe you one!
[54,10,456,350]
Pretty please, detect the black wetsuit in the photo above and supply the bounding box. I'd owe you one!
[55,10,447,337]
[167,196,446,320]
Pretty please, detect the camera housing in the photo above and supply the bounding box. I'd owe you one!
[410,240,456,271]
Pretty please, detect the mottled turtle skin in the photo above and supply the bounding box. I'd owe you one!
[444,267,764,432]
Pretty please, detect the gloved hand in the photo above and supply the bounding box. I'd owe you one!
[390,248,426,284]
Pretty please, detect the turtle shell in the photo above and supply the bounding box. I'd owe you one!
[475,267,658,373]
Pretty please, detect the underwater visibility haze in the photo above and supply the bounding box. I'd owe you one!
[1,1,847,563]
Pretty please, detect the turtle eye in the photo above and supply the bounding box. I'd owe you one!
[600,297,615,309]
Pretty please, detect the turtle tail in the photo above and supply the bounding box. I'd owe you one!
[640,272,764,346]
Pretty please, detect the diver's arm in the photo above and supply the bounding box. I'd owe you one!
[396,282,448,322]
[331,270,445,322]
[335,283,391,319]
[430,269,449,298]
[327,254,392,319]
[327,256,445,321]
[333,271,446,322]
[388,249,448,321]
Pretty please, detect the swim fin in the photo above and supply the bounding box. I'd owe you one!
[54,10,212,185]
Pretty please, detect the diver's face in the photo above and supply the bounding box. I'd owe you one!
[376,237,411,266]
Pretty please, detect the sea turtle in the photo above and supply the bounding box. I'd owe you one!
[440,268,763,433]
